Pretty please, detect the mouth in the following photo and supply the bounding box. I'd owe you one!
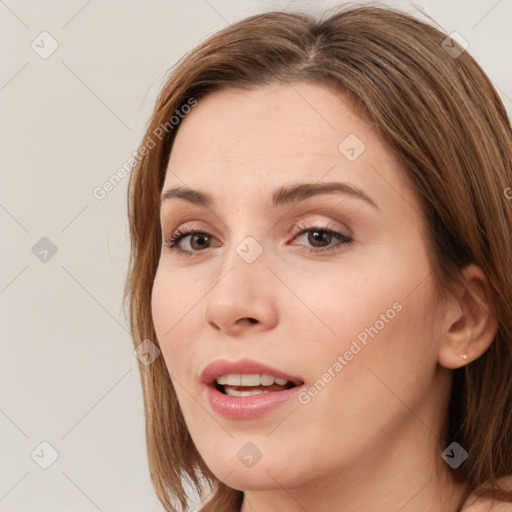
[201,359,305,419]
[213,373,302,397]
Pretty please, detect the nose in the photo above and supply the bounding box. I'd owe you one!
[202,240,278,335]
[203,302,258,324]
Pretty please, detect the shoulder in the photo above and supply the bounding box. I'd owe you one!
[461,476,512,512]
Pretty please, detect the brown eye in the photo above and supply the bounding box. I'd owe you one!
[291,225,352,254]
[307,229,335,248]
[188,233,211,251]
[164,228,219,256]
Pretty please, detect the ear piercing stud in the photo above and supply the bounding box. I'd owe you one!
[458,354,468,360]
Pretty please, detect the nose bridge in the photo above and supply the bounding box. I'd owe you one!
[218,206,269,270]
[215,231,267,294]
[203,228,274,327]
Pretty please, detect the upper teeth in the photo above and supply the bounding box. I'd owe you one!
[216,374,289,386]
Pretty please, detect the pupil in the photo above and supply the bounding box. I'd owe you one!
[192,234,208,250]
[309,230,330,247]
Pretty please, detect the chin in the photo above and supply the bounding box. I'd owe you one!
[214,463,291,492]
[197,443,309,492]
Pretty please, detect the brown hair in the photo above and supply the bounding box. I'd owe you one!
[123,4,512,511]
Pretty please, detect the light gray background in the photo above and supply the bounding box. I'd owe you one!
[1,1,511,511]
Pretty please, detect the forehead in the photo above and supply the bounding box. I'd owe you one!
[163,82,414,213]
[169,82,369,165]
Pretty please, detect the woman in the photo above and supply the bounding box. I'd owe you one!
[123,4,512,511]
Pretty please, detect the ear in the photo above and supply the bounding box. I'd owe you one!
[438,264,499,369]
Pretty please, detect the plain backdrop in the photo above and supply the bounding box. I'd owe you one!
[1,1,511,510]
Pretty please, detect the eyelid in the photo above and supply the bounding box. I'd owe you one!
[297,207,354,228]
[164,211,353,240]
[289,220,345,236]
[163,220,213,238]
[162,201,355,228]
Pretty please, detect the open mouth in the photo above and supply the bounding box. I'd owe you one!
[203,365,306,418]
[213,374,302,397]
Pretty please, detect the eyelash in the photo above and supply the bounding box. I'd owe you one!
[162,222,352,257]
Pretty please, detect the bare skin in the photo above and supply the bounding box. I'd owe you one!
[152,82,499,512]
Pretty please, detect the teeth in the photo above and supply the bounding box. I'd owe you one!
[224,387,272,397]
[260,374,274,386]
[215,374,291,387]
[241,374,260,386]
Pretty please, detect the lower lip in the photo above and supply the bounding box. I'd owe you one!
[205,384,304,419]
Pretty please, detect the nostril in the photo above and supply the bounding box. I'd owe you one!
[247,318,258,324]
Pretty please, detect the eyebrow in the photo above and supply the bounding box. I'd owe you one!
[160,182,379,210]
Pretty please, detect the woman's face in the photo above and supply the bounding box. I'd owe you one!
[152,82,452,496]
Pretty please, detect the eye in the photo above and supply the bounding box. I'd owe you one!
[163,226,218,257]
[289,223,353,254]
[162,222,353,256]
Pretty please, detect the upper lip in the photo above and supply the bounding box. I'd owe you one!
[200,358,304,386]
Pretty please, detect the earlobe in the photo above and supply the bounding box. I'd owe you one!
[438,264,498,370]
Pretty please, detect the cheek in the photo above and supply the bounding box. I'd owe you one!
[279,269,440,471]
[151,264,202,378]
[297,242,440,404]
[311,264,439,422]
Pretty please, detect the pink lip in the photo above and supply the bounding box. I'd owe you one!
[200,358,305,420]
